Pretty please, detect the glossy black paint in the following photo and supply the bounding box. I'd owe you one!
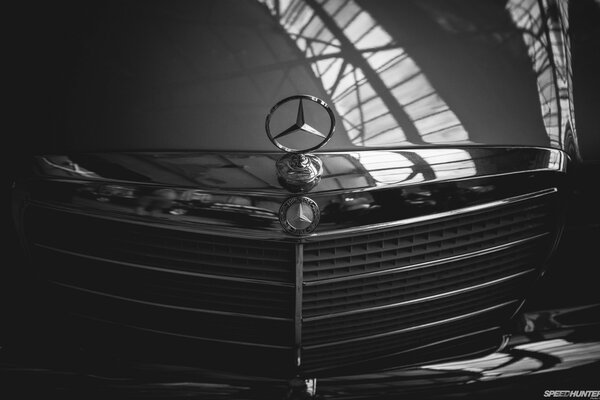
[15,147,565,237]
[10,0,575,155]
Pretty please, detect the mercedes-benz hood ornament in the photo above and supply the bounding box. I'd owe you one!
[266,94,335,234]
[266,94,335,193]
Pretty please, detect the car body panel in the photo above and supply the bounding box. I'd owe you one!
[35,0,575,155]
[16,147,566,238]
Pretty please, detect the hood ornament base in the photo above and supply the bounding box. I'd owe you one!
[276,153,323,193]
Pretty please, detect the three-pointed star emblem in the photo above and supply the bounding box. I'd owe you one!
[265,94,336,153]
[273,99,327,141]
[278,196,320,235]
[287,200,314,230]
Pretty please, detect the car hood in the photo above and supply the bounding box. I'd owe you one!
[54,0,571,153]
[19,147,565,239]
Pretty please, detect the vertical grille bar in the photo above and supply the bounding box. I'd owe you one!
[295,243,304,368]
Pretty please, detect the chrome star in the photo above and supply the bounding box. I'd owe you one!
[265,94,336,153]
[278,196,320,235]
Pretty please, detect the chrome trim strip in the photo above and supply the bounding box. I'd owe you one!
[32,148,566,197]
[382,326,501,358]
[36,244,295,288]
[304,233,549,286]
[26,186,557,241]
[303,300,518,349]
[304,270,534,322]
[70,313,293,350]
[34,166,561,197]
[27,201,297,242]
[51,281,293,322]
[295,243,304,368]
[304,187,557,239]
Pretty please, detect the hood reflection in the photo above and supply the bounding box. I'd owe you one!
[259,0,469,147]
[258,0,572,150]
[507,0,576,151]
[30,147,565,237]
[36,148,563,194]
[57,0,571,152]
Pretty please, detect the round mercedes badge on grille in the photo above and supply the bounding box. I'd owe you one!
[279,196,320,235]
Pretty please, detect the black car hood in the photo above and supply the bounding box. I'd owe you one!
[51,0,570,153]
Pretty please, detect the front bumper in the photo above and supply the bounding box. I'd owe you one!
[1,304,598,399]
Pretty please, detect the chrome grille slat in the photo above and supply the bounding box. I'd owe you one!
[304,300,518,349]
[303,233,548,285]
[28,206,296,282]
[52,281,292,321]
[35,245,294,318]
[304,269,535,322]
[304,201,547,254]
[303,199,551,281]
[303,282,525,345]
[114,236,292,264]
[98,246,291,279]
[303,221,545,269]
[52,282,294,347]
[302,241,543,316]
[100,324,293,350]
[36,243,294,287]
[301,304,515,370]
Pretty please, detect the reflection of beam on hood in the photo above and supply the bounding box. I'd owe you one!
[355,149,477,185]
[422,337,600,378]
[41,157,101,179]
[259,0,469,146]
[507,0,572,148]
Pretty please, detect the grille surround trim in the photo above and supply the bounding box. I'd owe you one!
[304,187,557,241]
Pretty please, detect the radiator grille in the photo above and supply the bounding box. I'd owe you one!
[23,188,559,374]
[300,195,555,371]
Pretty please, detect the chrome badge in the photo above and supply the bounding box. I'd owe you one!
[267,95,335,194]
[268,95,332,233]
[278,196,320,235]
[265,94,335,153]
